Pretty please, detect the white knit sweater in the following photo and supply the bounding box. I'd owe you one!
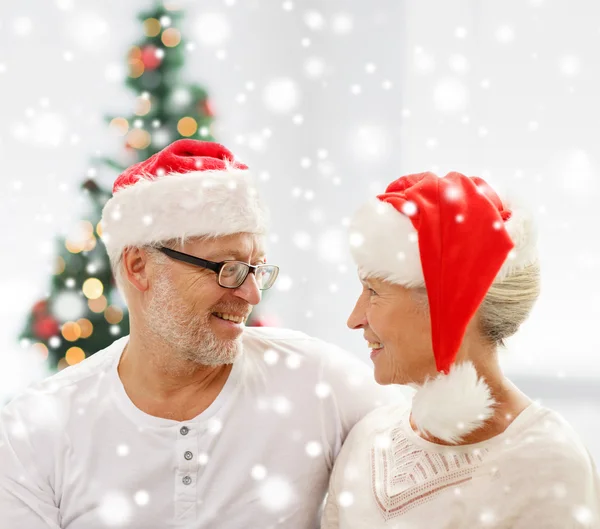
[322,402,600,528]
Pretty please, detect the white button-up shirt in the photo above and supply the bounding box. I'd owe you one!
[0,327,402,528]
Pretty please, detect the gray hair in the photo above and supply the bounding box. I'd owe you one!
[479,261,541,347]
[409,261,541,347]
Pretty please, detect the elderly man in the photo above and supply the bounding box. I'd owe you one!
[0,140,399,528]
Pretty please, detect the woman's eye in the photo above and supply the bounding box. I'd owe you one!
[368,288,377,296]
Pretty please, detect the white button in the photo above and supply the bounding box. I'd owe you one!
[180,426,189,435]
[184,451,193,461]
[182,475,192,486]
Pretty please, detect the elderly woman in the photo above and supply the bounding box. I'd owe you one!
[322,172,600,528]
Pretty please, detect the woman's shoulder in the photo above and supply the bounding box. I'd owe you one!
[499,403,598,481]
[344,402,411,445]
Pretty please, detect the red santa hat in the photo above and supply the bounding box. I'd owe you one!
[100,139,267,263]
[349,172,538,444]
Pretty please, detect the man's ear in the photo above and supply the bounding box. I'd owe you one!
[122,247,152,292]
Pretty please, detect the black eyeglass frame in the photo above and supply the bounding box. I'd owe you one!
[158,246,279,290]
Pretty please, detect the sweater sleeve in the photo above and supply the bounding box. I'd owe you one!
[509,448,600,529]
[320,461,341,528]
[0,396,62,528]
[315,340,410,469]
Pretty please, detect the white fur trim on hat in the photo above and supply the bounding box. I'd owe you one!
[495,193,538,282]
[100,168,267,263]
[349,193,538,287]
[410,362,495,444]
[349,199,425,287]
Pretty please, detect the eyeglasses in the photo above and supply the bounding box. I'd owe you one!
[158,247,280,291]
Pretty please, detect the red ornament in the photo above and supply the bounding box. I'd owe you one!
[202,99,216,118]
[34,316,60,340]
[140,45,162,71]
[32,299,48,316]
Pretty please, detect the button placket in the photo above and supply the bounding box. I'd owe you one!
[175,424,199,521]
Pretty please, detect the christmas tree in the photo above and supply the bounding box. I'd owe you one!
[18,2,242,372]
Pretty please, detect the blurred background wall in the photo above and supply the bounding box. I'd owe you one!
[1,0,599,460]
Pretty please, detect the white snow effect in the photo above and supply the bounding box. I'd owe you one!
[276,275,293,292]
[304,10,325,31]
[68,12,110,51]
[207,417,222,434]
[559,55,582,76]
[455,27,467,38]
[251,464,267,480]
[263,78,300,114]
[117,444,130,457]
[573,505,594,525]
[331,13,353,35]
[305,441,322,457]
[554,148,596,195]
[98,491,133,526]
[401,201,418,217]
[449,54,469,74]
[272,396,292,415]
[13,17,33,37]
[315,382,331,398]
[304,57,326,79]
[479,509,496,525]
[413,47,435,74]
[51,291,86,321]
[317,228,345,263]
[349,232,364,248]
[48,336,61,348]
[433,77,469,114]
[14,112,68,147]
[339,491,354,507]
[285,353,302,369]
[264,349,279,365]
[194,13,231,47]
[23,393,64,431]
[495,25,515,44]
[134,490,149,506]
[152,129,172,149]
[293,231,312,250]
[56,0,74,10]
[169,88,192,109]
[259,476,295,512]
[351,125,389,162]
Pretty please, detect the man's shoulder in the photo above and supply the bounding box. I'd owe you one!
[241,326,409,406]
[241,326,376,383]
[2,337,125,422]
[242,326,364,364]
[348,403,409,441]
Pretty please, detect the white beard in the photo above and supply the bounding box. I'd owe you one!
[143,274,242,366]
